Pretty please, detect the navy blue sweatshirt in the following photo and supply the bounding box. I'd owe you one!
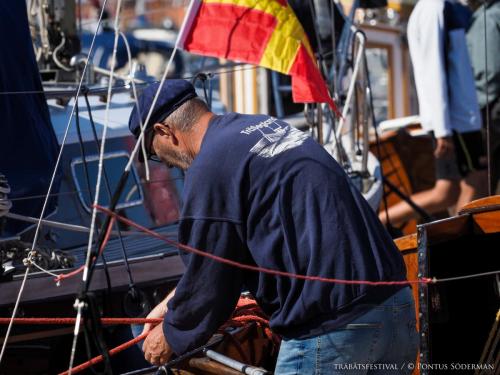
[163,113,407,355]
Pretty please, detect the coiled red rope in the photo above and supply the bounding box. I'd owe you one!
[220,297,280,348]
[0,298,273,375]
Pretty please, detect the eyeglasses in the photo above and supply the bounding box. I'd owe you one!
[143,127,162,163]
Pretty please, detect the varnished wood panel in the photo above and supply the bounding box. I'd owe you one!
[395,234,419,333]
[371,134,417,234]
[394,233,417,251]
[472,211,500,234]
[459,195,500,215]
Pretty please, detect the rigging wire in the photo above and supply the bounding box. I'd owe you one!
[0,64,257,96]
[65,0,195,369]
[192,72,213,109]
[118,30,150,181]
[68,0,126,372]
[307,0,329,78]
[80,6,180,27]
[0,0,112,366]
[329,0,338,96]
[83,91,136,293]
[75,103,95,207]
[70,2,199,366]
[82,326,102,375]
[79,0,123,291]
[30,261,60,278]
[5,211,178,238]
[77,97,115,311]
[79,8,190,292]
[74,102,117,299]
[7,175,184,203]
[122,0,197,180]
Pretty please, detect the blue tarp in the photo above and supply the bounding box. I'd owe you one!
[0,2,61,236]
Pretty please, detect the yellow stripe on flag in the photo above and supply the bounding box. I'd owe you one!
[204,0,285,15]
[203,0,314,73]
[260,3,311,74]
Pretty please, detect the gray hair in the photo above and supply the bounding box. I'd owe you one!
[165,97,209,132]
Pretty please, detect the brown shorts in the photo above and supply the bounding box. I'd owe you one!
[434,130,486,180]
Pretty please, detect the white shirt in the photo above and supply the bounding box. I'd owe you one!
[407,0,481,137]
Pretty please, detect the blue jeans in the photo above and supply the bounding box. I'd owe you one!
[275,287,418,375]
[131,323,145,349]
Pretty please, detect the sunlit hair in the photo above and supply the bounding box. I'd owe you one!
[165,97,209,132]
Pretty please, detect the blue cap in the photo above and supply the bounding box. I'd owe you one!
[128,79,197,139]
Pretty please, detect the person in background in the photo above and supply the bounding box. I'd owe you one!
[381,0,488,226]
[466,0,500,194]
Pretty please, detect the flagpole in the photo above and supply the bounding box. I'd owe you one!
[176,0,202,49]
[124,0,198,173]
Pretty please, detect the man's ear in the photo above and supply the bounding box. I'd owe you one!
[153,123,179,145]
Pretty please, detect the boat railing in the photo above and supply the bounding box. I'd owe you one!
[327,29,371,178]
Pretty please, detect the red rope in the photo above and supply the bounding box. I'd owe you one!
[59,297,271,375]
[54,217,116,283]
[94,204,433,286]
[220,298,275,342]
[59,331,149,375]
[0,317,162,325]
[229,315,270,327]
[221,297,280,350]
[0,301,273,374]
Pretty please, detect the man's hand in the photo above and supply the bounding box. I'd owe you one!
[143,323,173,365]
[0,173,11,218]
[142,288,176,335]
[142,299,167,335]
[434,136,455,158]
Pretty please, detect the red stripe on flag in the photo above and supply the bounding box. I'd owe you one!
[289,44,340,115]
[183,3,277,64]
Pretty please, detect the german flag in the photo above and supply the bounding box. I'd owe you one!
[178,0,339,114]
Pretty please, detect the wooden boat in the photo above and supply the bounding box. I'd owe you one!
[395,195,500,374]
[370,122,436,234]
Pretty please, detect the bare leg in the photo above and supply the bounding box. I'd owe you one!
[379,179,460,226]
[454,170,488,214]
